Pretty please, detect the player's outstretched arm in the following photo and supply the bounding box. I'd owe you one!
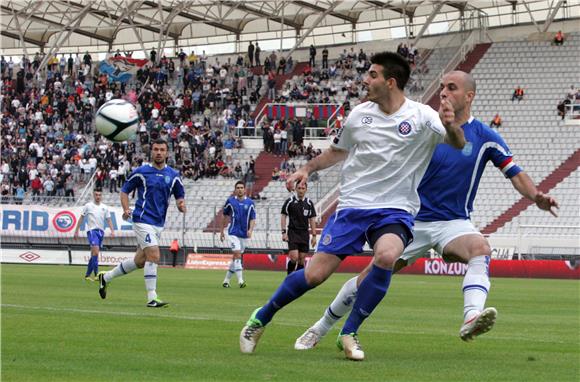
[510,172,559,217]
[286,146,347,191]
[439,99,466,149]
[107,217,115,237]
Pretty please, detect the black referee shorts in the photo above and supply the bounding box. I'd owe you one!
[288,230,309,253]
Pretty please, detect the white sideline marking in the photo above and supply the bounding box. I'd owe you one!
[1,304,566,344]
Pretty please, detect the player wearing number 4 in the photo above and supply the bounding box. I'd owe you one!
[74,189,115,281]
[97,139,186,307]
[294,71,560,353]
[220,181,256,288]
[240,52,467,360]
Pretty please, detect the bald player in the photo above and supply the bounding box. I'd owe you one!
[294,70,559,350]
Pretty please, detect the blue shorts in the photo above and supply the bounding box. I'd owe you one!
[87,229,104,248]
[317,208,414,257]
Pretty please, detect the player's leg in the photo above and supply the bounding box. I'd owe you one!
[223,236,242,287]
[142,244,167,307]
[85,246,99,280]
[286,248,299,274]
[338,212,413,361]
[441,224,495,341]
[98,247,142,299]
[234,251,245,288]
[296,226,432,350]
[240,251,341,354]
[240,209,366,354]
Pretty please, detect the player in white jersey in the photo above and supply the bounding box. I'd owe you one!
[294,71,560,351]
[74,189,115,281]
[240,52,466,361]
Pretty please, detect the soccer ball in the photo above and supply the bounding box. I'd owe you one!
[95,99,139,142]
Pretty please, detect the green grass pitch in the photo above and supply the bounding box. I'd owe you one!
[2,264,579,381]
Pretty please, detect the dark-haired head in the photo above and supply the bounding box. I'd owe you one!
[369,51,411,90]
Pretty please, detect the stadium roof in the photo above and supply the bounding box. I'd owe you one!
[1,0,578,56]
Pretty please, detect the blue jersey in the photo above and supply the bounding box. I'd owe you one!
[121,164,185,227]
[416,117,522,222]
[223,196,256,238]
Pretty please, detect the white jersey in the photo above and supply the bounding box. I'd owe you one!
[81,202,112,231]
[332,99,446,215]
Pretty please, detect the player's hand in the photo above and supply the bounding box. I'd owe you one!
[110,231,115,238]
[286,168,309,192]
[247,230,253,239]
[311,236,317,247]
[282,233,288,242]
[220,232,225,242]
[122,209,132,221]
[535,192,559,217]
[439,99,456,127]
[177,199,187,213]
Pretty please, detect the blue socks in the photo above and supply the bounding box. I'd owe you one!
[93,255,99,276]
[256,269,312,326]
[85,256,99,277]
[341,264,392,334]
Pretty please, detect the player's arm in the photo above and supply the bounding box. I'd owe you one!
[74,214,85,238]
[510,172,559,217]
[247,218,255,239]
[309,216,317,247]
[439,99,466,149]
[120,192,132,220]
[107,217,115,237]
[173,175,186,213]
[220,212,230,242]
[286,146,347,191]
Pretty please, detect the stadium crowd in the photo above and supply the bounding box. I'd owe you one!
[0,44,341,203]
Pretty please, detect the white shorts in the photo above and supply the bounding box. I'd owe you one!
[133,223,163,249]
[399,219,482,265]
[229,235,247,253]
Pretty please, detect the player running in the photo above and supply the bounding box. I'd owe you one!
[97,139,186,307]
[74,189,115,281]
[294,70,559,352]
[240,52,466,361]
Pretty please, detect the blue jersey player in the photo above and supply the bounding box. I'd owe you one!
[220,181,256,288]
[98,139,186,307]
[74,189,115,281]
[294,71,559,352]
[240,52,467,360]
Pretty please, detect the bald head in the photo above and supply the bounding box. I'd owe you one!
[445,70,476,93]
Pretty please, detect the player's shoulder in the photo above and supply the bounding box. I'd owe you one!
[469,118,506,142]
[164,165,181,177]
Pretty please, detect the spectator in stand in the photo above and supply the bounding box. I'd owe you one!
[322,47,329,69]
[255,43,261,67]
[554,30,565,46]
[248,41,255,67]
[277,56,286,75]
[557,98,571,120]
[512,86,524,102]
[309,44,316,67]
[490,113,502,129]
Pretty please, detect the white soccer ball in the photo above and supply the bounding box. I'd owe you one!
[95,99,139,142]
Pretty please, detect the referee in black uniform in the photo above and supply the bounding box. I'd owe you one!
[281,183,317,274]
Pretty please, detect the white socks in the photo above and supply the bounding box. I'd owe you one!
[234,258,244,284]
[223,259,244,284]
[144,261,158,301]
[462,255,491,321]
[312,276,358,336]
[105,258,137,282]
